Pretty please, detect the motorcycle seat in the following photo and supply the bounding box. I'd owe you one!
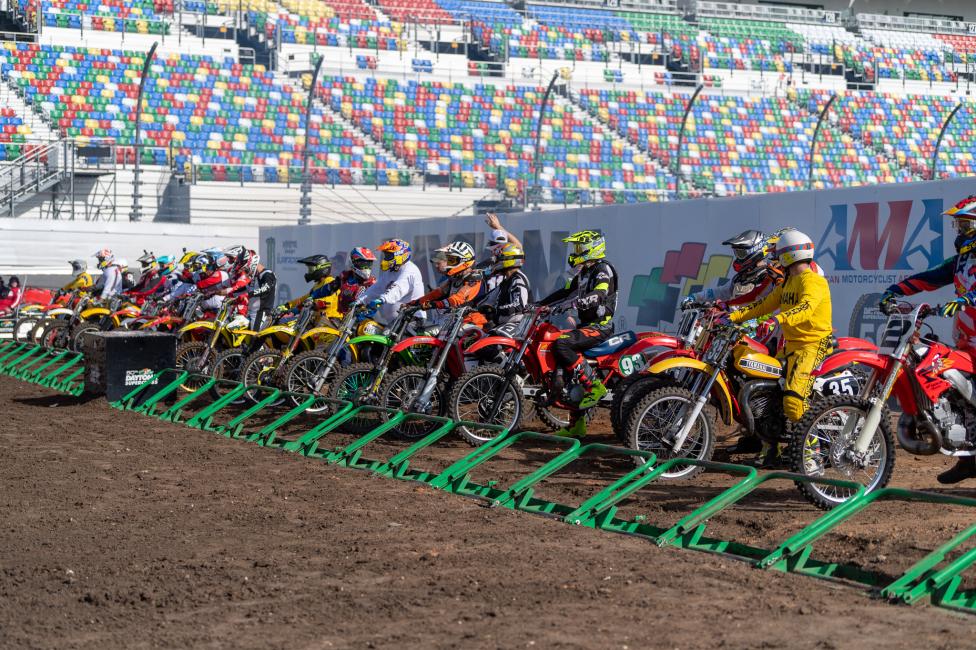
[583,331,637,358]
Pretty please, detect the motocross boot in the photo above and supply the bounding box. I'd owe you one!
[571,357,607,410]
[937,456,976,485]
[554,414,588,438]
[729,434,763,455]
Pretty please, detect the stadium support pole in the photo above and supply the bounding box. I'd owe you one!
[931,103,964,181]
[130,41,158,222]
[530,69,562,210]
[807,93,836,191]
[299,54,325,225]
[674,83,703,200]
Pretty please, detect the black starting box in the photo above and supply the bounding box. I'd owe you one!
[83,331,176,401]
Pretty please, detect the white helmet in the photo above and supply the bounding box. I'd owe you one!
[117,258,129,271]
[432,241,476,277]
[775,229,815,267]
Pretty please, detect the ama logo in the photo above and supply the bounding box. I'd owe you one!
[815,199,944,272]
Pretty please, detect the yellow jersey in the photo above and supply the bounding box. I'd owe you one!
[730,268,832,344]
[62,272,93,291]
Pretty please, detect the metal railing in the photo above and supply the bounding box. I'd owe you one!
[0,139,72,218]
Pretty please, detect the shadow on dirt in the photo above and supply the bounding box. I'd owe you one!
[12,393,100,408]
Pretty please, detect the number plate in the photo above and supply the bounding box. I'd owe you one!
[618,353,646,376]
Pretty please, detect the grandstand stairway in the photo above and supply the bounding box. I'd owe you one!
[0,79,56,143]
[0,140,72,217]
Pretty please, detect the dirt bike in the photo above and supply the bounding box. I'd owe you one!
[140,293,203,333]
[278,304,377,410]
[67,295,140,351]
[447,303,660,446]
[378,305,486,440]
[175,296,254,392]
[327,305,424,433]
[621,317,873,480]
[790,299,976,509]
[239,301,349,405]
[35,294,98,350]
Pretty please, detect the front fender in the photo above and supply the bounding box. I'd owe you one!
[178,321,217,337]
[80,307,109,321]
[836,336,878,352]
[349,334,391,347]
[812,349,891,377]
[44,307,75,319]
[646,357,734,425]
[392,336,445,354]
[465,335,519,355]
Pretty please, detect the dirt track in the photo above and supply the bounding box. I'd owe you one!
[1,374,975,649]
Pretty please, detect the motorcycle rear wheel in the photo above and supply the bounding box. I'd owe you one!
[789,395,895,510]
[283,349,341,413]
[211,347,248,404]
[39,321,71,350]
[328,362,382,435]
[448,364,523,446]
[625,385,716,480]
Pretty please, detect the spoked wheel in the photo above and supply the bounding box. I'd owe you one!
[379,365,445,440]
[40,322,71,350]
[211,347,248,404]
[610,375,662,444]
[790,395,895,510]
[14,317,41,343]
[240,349,285,406]
[283,349,340,413]
[448,365,523,446]
[175,341,214,392]
[625,386,716,480]
[329,362,381,434]
[70,324,99,353]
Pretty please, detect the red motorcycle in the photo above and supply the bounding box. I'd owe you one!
[446,304,667,445]
[792,299,975,509]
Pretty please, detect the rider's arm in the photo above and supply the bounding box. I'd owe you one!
[887,256,956,296]
[539,275,577,307]
[443,280,481,308]
[249,271,276,298]
[415,284,447,305]
[729,285,782,324]
[376,268,413,305]
[496,275,530,318]
[690,280,735,305]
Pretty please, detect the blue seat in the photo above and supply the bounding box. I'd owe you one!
[583,331,636,358]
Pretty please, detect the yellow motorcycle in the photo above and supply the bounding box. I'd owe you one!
[175,297,256,391]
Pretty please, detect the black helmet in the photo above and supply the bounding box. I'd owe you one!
[298,254,332,283]
[722,229,769,274]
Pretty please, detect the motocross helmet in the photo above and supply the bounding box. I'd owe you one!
[94,248,114,269]
[564,230,605,268]
[350,247,376,280]
[223,245,246,266]
[298,254,332,283]
[378,238,411,271]
[244,252,260,278]
[723,230,769,275]
[70,259,87,276]
[137,250,156,272]
[232,248,255,275]
[492,242,525,273]
[774,229,815,267]
[190,253,217,279]
[945,195,976,252]
[156,255,176,276]
[432,241,476,277]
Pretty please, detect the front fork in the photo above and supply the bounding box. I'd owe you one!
[671,368,720,452]
[852,362,901,455]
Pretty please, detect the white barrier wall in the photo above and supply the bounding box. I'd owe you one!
[261,176,976,341]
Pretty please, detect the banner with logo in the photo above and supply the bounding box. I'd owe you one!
[260,177,974,343]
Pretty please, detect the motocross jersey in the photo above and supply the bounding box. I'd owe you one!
[478,269,530,326]
[730,269,832,345]
[416,272,483,310]
[887,238,976,345]
[95,265,123,300]
[285,276,342,317]
[62,272,93,293]
[540,260,618,328]
[125,269,169,305]
[337,269,376,313]
[356,261,425,325]
[248,268,277,312]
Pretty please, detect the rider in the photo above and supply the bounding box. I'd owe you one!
[93,249,123,301]
[275,255,342,318]
[354,238,425,324]
[477,242,531,334]
[727,229,833,462]
[0,276,22,313]
[60,259,94,297]
[126,253,172,305]
[247,256,277,331]
[409,242,482,315]
[118,259,136,291]
[337,247,377,313]
[880,194,976,484]
[538,230,618,438]
[686,230,784,308]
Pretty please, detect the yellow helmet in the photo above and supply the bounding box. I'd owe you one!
[563,230,605,268]
[492,242,525,272]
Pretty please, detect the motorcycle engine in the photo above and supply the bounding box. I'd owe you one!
[934,394,976,449]
[748,385,787,443]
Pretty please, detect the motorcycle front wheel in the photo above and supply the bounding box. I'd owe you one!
[789,395,895,510]
[329,362,381,434]
[282,349,342,413]
[175,341,214,392]
[625,385,716,480]
[240,349,285,405]
[448,364,523,446]
[379,365,445,441]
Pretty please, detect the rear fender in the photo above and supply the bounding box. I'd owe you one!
[80,307,109,321]
[465,335,519,355]
[349,334,390,346]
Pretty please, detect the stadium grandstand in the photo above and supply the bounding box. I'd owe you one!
[1,0,976,273]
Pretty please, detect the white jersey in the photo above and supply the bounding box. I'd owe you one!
[96,264,123,300]
[357,260,426,324]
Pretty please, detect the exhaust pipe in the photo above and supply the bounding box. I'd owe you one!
[738,379,780,443]
[896,413,941,455]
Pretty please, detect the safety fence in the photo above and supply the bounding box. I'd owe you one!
[2,346,975,613]
[0,340,86,395]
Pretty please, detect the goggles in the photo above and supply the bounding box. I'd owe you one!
[352,258,374,270]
